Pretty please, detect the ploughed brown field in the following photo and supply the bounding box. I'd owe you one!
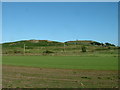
[2,65,118,88]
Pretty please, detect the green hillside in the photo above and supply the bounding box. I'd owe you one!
[2,39,116,47]
[2,40,63,47]
[2,39,118,56]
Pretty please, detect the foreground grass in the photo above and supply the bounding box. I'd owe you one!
[2,56,118,88]
[3,56,118,70]
[3,65,118,88]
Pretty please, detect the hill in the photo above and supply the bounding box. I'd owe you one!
[2,40,63,47]
[2,39,115,47]
[2,39,117,56]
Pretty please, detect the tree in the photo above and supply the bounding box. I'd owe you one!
[81,46,87,52]
[91,42,102,46]
[105,43,115,46]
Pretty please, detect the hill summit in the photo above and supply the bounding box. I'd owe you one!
[2,39,115,47]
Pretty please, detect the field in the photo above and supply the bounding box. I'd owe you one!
[2,56,119,88]
[2,56,118,70]
[2,40,119,88]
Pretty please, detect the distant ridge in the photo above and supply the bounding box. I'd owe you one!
[23,40,54,43]
[3,39,97,44]
[2,39,116,47]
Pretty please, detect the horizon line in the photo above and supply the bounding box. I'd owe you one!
[1,39,117,45]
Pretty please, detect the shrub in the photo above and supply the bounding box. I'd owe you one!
[81,46,86,52]
[105,43,115,46]
[108,47,111,49]
[43,50,54,54]
[14,50,22,54]
[91,42,102,46]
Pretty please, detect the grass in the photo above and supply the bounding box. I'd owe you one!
[2,56,118,70]
[2,42,118,88]
[2,65,118,88]
[2,55,118,88]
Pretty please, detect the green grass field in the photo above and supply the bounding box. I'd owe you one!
[3,56,118,70]
[2,56,119,88]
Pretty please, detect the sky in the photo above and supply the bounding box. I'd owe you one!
[2,2,118,45]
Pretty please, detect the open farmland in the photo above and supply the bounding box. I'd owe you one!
[2,40,119,88]
[2,56,119,88]
[2,56,118,70]
[2,65,118,88]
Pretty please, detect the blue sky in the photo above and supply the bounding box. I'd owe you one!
[2,2,118,45]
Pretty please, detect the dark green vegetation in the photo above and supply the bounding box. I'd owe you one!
[2,40,118,56]
[3,56,118,70]
[2,40,119,88]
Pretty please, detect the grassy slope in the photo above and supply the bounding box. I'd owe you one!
[2,56,118,70]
